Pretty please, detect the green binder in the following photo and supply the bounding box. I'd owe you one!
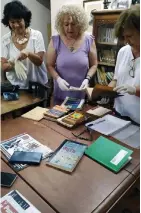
[85,136,133,173]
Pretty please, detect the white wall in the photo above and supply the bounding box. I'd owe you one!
[1,0,51,49]
[50,0,83,35]
[50,0,104,35]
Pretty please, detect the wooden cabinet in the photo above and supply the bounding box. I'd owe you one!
[91,9,124,86]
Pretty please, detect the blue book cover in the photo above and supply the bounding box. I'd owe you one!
[61,97,85,110]
[46,140,87,172]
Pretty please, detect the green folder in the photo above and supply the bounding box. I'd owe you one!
[85,136,133,173]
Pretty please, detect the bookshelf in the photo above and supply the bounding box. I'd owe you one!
[90,9,124,86]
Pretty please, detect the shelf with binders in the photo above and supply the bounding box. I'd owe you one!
[97,45,117,65]
[90,9,124,87]
[95,65,114,86]
[97,42,117,46]
[98,61,115,67]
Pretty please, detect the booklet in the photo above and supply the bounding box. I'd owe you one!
[46,139,87,172]
[86,106,112,117]
[61,96,85,110]
[1,190,41,213]
[85,114,131,136]
[85,136,133,173]
[21,106,47,121]
[1,133,53,171]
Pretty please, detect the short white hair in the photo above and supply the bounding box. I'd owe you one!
[55,4,89,35]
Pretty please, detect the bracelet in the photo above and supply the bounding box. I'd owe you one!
[86,75,91,81]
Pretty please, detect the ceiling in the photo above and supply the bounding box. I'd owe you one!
[36,0,50,10]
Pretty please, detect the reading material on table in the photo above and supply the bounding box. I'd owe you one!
[46,139,87,172]
[21,106,47,121]
[86,106,112,117]
[112,124,140,149]
[1,133,53,171]
[85,114,131,135]
[0,190,41,213]
[85,136,133,173]
[57,111,86,128]
[44,105,69,119]
[86,84,122,101]
[61,96,85,110]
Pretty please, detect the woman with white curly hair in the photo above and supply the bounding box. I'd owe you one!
[47,4,97,105]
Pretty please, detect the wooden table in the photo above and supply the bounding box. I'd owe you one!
[1,90,44,117]
[1,159,56,213]
[1,117,139,213]
[40,114,140,177]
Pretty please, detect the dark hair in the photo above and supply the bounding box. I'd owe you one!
[114,4,140,40]
[1,0,32,29]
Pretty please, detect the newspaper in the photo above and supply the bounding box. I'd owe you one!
[1,133,53,171]
[1,190,41,213]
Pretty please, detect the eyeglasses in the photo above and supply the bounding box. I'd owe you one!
[71,128,93,141]
[129,59,135,78]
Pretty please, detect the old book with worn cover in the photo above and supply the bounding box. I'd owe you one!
[57,111,86,128]
[44,105,69,119]
[86,106,112,117]
[85,136,133,173]
[46,139,87,172]
[86,84,122,101]
[22,106,47,121]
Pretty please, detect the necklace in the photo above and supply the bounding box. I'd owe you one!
[17,37,28,44]
[13,29,29,45]
[67,39,76,52]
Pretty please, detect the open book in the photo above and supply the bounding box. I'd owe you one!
[86,84,122,101]
[61,96,85,110]
[85,114,131,136]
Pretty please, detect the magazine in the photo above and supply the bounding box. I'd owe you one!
[46,139,87,172]
[1,190,41,213]
[1,133,53,171]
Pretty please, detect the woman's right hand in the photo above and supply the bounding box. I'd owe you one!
[97,97,110,105]
[57,77,70,91]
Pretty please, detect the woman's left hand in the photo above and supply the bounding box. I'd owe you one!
[17,49,29,61]
[113,84,136,95]
[80,79,89,90]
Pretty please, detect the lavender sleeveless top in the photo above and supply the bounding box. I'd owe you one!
[52,34,94,104]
